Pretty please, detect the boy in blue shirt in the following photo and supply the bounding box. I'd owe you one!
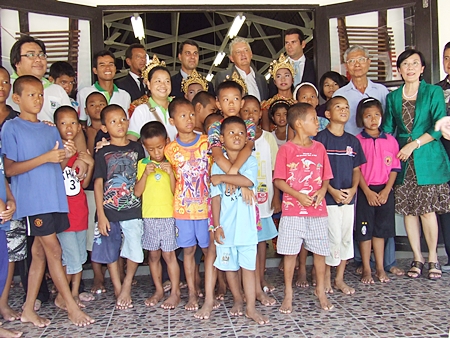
[211,116,269,325]
[2,75,94,327]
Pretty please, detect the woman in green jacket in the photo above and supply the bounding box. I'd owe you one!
[383,49,450,280]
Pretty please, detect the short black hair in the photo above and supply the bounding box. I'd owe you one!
[216,80,244,99]
[178,40,199,55]
[54,105,78,124]
[204,112,223,133]
[100,104,126,125]
[287,102,313,129]
[147,65,171,82]
[269,100,290,125]
[125,43,146,60]
[326,95,348,112]
[10,36,46,72]
[140,121,167,141]
[13,75,42,96]
[444,42,450,54]
[0,66,10,77]
[85,91,107,106]
[93,50,115,68]
[355,97,383,128]
[220,116,246,135]
[168,97,194,118]
[396,49,426,70]
[285,28,305,43]
[318,71,348,100]
[49,61,76,80]
[192,91,215,109]
[242,94,260,106]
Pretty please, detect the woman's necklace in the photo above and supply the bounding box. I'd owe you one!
[402,86,418,99]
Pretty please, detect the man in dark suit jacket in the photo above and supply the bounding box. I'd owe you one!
[170,40,215,98]
[116,43,147,102]
[269,28,316,97]
[214,37,269,101]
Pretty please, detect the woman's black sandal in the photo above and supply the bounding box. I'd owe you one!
[427,262,442,280]
[407,261,423,278]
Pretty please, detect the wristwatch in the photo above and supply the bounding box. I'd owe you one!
[415,139,421,149]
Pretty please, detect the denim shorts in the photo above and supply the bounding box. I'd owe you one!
[57,230,87,274]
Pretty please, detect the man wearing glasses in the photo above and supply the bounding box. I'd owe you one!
[8,36,71,123]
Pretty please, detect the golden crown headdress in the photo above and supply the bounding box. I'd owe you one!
[269,54,295,78]
[224,71,248,95]
[142,54,166,83]
[181,69,209,93]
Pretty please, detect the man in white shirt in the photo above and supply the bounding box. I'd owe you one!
[8,36,71,122]
[215,37,269,101]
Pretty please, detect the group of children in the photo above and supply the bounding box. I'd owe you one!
[0,49,405,335]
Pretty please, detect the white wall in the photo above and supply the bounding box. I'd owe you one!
[1,9,20,75]
[438,0,450,80]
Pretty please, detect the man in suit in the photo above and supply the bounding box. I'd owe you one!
[215,37,269,102]
[170,40,215,98]
[269,28,316,97]
[116,43,147,101]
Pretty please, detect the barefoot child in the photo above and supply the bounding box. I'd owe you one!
[134,121,181,309]
[274,103,333,312]
[54,106,94,309]
[315,96,366,295]
[164,97,212,311]
[211,116,269,325]
[2,75,94,327]
[355,98,400,284]
[240,95,279,305]
[92,104,145,309]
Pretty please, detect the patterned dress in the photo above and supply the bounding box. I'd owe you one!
[394,99,450,216]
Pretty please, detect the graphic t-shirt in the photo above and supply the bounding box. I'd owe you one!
[253,131,278,218]
[315,128,366,206]
[137,158,174,218]
[165,134,211,220]
[273,140,333,217]
[63,154,88,231]
[94,141,145,222]
[208,119,256,150]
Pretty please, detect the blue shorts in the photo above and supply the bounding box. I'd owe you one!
[0,230,8,295]
[214,244,257,271]
[57,230,87,274]
[92,219,143,264]
[175,219,209,249]
[257,217,278,242]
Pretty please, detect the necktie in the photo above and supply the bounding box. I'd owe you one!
[138,77,146,96]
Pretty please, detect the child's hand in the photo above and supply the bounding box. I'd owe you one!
[160,162,173,175]
[145,163,156,175]
[210,175,222,186]
[63,140,77,159]
[365,189,381,206]
[47,141,66,163]
[0,200,16,224]
[225,183,237,195]
[435,116,450,140]
[271,198,282,214]
[97,216,111,236]
[311,188,326,209]
[214,227,225,244]
[341,187,356,204]
[77,150,95,167]
[72,158,88,180]
[377,188,390,205]
[241,187,256,205]
[95,138,110,152]
[41,120,55,127]
[396,142,416,162]
[297,192,313,207]
[329,187,347,204]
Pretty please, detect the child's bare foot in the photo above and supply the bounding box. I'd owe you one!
[295,271,309,288]
[311,266,317,287]
[194,299,219,320]
[79,292,95,302]
[196,288,204,298]
[185,293,199,311]
[261,280,275,292]
[230,301,244,316]
[68,308,95,326]
[21,308,50,328]
[279,294,293,314]
[162,281,172,292]
[116,288,133,310]
[278,259,284,271]
[245,309,269,325]
[74,296,86,309]
[256,291,276,306]
[375,270,390,283]
[355,266,363,275]
[389,266,405,276]
[90,280,106,294]
[313,289,333,311]
[0,327,23,337]
[161,292,180,310]
[54,294,67,311]
[144,291,164,307]
[215,281,227,300]
[0,305,21,321]
[324,279,334,294]
[360,269,374,284]
[334,280,355,295]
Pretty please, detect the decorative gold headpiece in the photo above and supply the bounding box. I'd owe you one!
[225,71,248,95]
[142,54,166,83]
[181,69,209,94]
[269,54,295,78]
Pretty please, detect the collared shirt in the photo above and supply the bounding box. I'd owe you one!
[235,66,261,101]
[333,79,389,136]
[180,69,189,80]
[129,71,141,88]
[289,54,306,87]
[436,76,450,114]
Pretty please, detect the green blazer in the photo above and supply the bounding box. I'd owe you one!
[382,80,450,185]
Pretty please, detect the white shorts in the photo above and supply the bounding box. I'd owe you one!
[325,204,354,266]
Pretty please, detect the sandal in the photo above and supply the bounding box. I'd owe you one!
[407,261,423,278]
[427,262,442,280]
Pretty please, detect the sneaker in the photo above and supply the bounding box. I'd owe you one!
[441,264,450,273]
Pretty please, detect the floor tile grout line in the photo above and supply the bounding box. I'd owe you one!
[222,300,239,338]
[102,305,115,338]
[39,306,62,338]
[270,291,308,338]
[168,308,170,337]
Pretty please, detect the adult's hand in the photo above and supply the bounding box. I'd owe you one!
[435,116,450,140]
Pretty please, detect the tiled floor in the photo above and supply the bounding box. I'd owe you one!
[3,258,450,337]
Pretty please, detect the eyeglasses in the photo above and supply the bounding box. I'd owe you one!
[400,60,422,69]
[346,57,368,65]
[20,52,48,60]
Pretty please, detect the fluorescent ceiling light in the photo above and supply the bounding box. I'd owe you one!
[131,15,145,40]
[206,73,214,82]
[227,14,246,39]
[213,52,226,66]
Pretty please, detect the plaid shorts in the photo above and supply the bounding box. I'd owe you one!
[142,218,178,252]
[277,216,329,256]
